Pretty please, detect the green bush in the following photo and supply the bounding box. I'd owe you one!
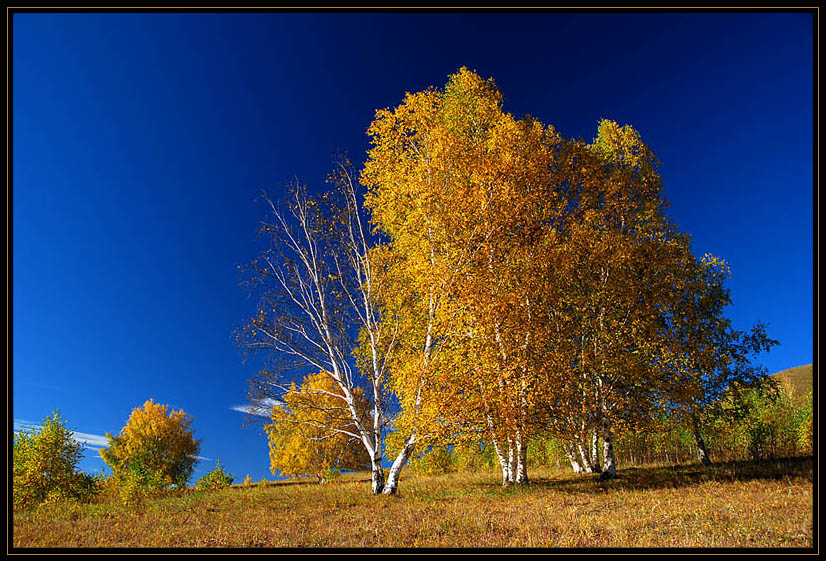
[527,436,569,469]
[797,392,813,454]
[410,445,457,475]
[612,386,814,466]
[196,460,234,491]
[112,462,169,506]
[455,440,497,471]
[714,386,807,461]
[13,411,99,510]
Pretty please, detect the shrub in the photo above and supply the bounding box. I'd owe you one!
[454,440,497,471]
[13,411,99,510]
[797,392,813,454]
[265,373,370,482]
[410,445,456,475]
[112,462,170,506]
[526,436,568,469]
[196,460,234,491]
[319,465,342,484]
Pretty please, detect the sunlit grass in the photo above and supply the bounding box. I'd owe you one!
[12,457,813,548]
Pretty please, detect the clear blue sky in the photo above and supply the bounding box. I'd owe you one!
[12,11,814,483]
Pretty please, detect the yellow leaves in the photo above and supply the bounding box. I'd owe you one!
[265,373,370,481]
[358,67,714,454]
[101,399,199,488]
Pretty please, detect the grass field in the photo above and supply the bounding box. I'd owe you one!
[12,456,813,549]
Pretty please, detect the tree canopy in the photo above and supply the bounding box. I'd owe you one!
[100,399,200,489]
[13,411,96,509]
[265,372,371,482]
[239,67,778,492]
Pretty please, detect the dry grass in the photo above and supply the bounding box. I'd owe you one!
[771,363,813,404]
[12,456,813,549]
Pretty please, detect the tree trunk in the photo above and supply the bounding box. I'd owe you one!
[591,430,601,472]
[382,440,415,495]
[492,438,512,486]
[562,440,583,473]
[577,439,596,473]
[507,438,516,485]
[515,435,529,484]
[576,437,599,473]
[599,417,617,480]
[570,456,583,473]
[370,455,385,494]
[692,415,713,467]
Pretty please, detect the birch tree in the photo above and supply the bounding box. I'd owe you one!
[237,160,403,494]
[533,120,700,479]
[362,68,573,486]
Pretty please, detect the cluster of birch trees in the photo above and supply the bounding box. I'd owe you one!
[237,68,775,494]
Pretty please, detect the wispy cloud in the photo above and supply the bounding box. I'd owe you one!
[15,419,212,462]
[72,431,110,450]
[13,419,110,451]
[229,397,282,418]
[13,419,41,433]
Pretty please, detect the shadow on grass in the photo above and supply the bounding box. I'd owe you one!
[229,476,372,490]
[483,456,813,495]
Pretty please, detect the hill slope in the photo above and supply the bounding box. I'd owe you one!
[770,364,813,404]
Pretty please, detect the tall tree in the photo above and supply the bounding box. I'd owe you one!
[362,68,574,486]
[237,159,417,494]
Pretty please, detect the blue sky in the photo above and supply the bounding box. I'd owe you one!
[12,11,814,483]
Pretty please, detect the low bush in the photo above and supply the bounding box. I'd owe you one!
[196,460,234,491]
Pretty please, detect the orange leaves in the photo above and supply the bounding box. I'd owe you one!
[362,68,573,449]
[359,67,726,467]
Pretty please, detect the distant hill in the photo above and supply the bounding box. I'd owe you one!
[770,364,813,404]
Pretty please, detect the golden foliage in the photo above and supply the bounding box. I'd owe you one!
[100,399,200,489]
[361,67,705,458]
[265,372,371,482]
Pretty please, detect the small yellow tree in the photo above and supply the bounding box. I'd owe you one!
[100,399,200,490]
[265,373,370,483]
[13,411,97,509]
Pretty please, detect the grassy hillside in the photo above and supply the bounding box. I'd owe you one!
[13,457,813,549]
[770,364,813,404]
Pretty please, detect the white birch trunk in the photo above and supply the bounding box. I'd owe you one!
[382,437,416,495]
[577,439,596,473]
[507,439,516,484]
[491,436,512,486]
[515,435,529,484]
[562,440,583,473]
[570,457,583,473]
[370,455,385,494]
[599,417,617,480]
[590,430,601,473]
